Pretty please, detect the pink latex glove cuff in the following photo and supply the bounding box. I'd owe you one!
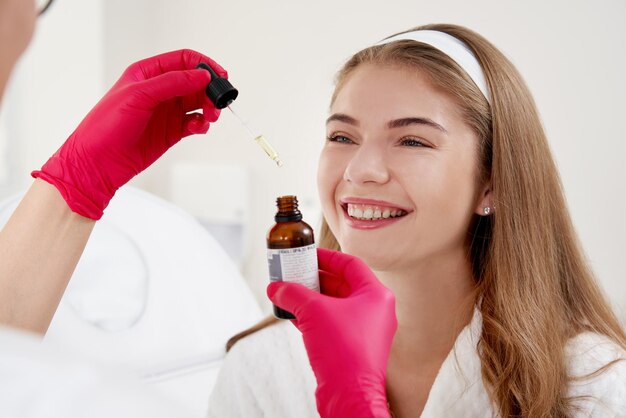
[267,248,397,418]
[33,49,225,219]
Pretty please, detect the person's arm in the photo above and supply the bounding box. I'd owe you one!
[0,179,95,334]
[0,49,226,334]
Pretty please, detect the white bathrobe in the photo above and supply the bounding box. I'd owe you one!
[208,310,626,417]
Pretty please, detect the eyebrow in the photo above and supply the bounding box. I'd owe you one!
[387,117,448,134]
[326,113,359,126]
[326,113,447,134]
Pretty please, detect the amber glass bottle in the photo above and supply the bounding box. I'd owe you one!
[267,195,319,319]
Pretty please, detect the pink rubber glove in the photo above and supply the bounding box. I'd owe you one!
[267,248,397,418]
[32,49,225,220]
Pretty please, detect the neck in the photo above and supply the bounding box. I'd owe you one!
[375,247,476,364]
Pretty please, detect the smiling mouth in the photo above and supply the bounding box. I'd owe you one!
[342,203,409,221]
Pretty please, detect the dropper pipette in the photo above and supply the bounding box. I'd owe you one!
[228,104,283,167]
[195,62,282,167]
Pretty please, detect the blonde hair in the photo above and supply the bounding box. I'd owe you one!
[228,23,626,416]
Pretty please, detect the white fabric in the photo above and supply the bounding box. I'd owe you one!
[208,310,626,417]
[0,186,264,417]
[377,30,491,103]
[208,320,318,418]
[0,326,193,418]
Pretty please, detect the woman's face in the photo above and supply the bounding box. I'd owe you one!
[318,63,485,272]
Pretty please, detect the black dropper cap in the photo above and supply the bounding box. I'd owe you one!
[196,62,239,109]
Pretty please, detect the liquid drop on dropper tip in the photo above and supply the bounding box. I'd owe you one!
[228,107,283,167]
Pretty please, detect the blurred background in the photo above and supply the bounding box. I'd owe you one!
[1,0,624,319]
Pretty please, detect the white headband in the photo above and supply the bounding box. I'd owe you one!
[376,30,491,103]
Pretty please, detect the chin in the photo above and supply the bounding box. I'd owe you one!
[339,241,399,272]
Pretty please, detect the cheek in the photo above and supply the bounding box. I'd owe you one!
[430,186,476,235]
[398,152,478,217]
[317,148,344,220]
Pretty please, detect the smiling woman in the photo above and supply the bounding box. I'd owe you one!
[210,22,626,418]
[321,63,481,273]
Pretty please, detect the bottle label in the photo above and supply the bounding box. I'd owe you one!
[267,243,320,292]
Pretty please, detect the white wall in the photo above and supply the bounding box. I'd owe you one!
[2,0,625,318]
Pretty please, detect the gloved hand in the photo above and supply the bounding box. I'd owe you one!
[267,248,397,418]
[32,49,225,220]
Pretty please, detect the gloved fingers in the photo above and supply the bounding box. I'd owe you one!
[182,93,220,124]
[319,270,352,298]
[182,112,212,136]
[317,248,379,291]
[133,69,212,108]
[182,91,207,113]
[267,282,325,320]
[125,49,228,81]
[203,101,221,122]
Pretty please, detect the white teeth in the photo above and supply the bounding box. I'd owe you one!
[346,203,406,220]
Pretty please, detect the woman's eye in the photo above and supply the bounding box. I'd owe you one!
[400,137,428,147]
[327,135,354,144]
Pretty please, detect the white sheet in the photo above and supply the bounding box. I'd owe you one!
[0,186,264,416]
[0,326,195,418]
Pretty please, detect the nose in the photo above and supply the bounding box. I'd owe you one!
[343,142,390,185]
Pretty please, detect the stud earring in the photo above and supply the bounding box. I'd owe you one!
[483,206,491,215]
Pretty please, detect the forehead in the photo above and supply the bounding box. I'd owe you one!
[331,63,464,130]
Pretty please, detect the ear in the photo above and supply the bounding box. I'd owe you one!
[474,183,494,216]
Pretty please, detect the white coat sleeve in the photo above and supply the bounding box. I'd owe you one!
[0,326,195,418]
[207,341,264,418]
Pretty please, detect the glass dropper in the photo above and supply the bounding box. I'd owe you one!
[228,104,283,167]
[196,62,282,167]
